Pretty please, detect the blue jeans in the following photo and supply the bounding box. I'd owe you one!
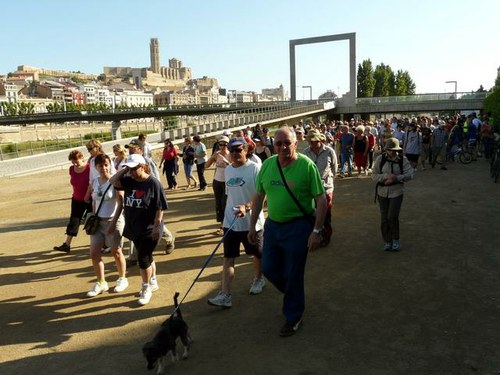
[262,217,312,324]
[340,151,353,175]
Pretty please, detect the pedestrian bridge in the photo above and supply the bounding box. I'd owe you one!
[337,91,486,114]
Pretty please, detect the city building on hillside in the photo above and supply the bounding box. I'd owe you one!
[0,82,20,103]
[104,38,192,91]
[262,84,288,101]
[17,65,97,81]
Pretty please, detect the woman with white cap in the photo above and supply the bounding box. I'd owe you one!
[205,135,231,235]
[110,154,168,305]
[372,138,414,251]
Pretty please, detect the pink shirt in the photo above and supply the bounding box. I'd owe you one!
[70,163,90,201]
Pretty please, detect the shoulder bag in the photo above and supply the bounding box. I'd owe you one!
[83,182,112,235]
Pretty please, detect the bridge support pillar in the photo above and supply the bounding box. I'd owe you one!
[112,121,122,140]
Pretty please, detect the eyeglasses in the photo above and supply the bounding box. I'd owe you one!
[275,141,293,147]
[87,147,94,151]
[230,148,244,154]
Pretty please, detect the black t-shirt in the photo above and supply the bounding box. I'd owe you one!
[421,127,432,144]
[119,176,168,240]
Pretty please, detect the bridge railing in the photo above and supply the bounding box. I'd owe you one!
[355,92,487,105]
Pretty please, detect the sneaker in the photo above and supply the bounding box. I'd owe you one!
[114,277,129,293]
[53,243,70,253]
[149,277,159,292]
[348,172,353,177]
[279,318,303,337]
[249,277,266,295]
[383,242,392,251]
[101,246,111,254]
[86,281,109,297]
[165,235,175,254]
[207,291,232,308]
[338,174,345,178]
[138,284,153,305]
[392,240,401,251]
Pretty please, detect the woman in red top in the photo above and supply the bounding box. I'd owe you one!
[158,139,179,189]
[54,150,92,253]
[353,125,369,176]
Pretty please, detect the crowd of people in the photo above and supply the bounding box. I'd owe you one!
[52,112,495,335]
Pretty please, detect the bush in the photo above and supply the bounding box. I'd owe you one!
[484,88,500,131]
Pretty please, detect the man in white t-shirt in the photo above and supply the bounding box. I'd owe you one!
[207,137,266,308]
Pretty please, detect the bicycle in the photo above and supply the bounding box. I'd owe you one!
[436,145,473,165]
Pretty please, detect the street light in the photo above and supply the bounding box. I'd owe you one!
[302,85,312,100]
[445,81,457,96]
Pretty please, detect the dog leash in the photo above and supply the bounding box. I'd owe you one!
[171,214,240,316]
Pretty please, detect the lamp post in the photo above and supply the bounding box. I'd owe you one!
[302,85,312,100]
[445,81,457,97]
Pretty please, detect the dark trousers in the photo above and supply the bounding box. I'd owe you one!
[212,179,227,223]
[262,217,312,324]
[377,194,404,242]
[66,198,92,237]
[196,162,207,188]
[133,236,159,269]
[323,191,334,243]
[163,160,177,188]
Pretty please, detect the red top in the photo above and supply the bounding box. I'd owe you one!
[69,163,90,201]
[367,133,375,148]
[162,147,178,161]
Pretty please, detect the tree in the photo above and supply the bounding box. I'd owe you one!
[373,63,395,96]
[476,85,486,92]
[357,59,375,97]
[394,70,416,95]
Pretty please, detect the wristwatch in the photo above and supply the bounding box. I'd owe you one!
[312,228,323,234]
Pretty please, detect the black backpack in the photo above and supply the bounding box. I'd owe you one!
[379,152,403,174]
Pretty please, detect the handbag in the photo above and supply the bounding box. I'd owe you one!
[276,158,316,226]
[83,182,112,235]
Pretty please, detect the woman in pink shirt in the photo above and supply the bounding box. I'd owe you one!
[158,139,179,189]
[54,150,92,253]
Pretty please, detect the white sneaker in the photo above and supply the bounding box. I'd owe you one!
[114,277,129,293]
[207,291,232,308]
[150,277,159,292]
[138,284,152,305]
[87,281,109,297]
[249,277,266,295]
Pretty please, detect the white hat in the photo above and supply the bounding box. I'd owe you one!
[218,135,230,143]
[222,130,232,136]
[123,154,146,168]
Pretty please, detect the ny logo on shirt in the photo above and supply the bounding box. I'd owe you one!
[125,190,145,208]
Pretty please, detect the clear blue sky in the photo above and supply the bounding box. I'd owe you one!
[1,0,498,98]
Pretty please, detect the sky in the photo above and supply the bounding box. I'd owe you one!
[1,0,499,99]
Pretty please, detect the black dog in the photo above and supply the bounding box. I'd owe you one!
[142,292,191,374]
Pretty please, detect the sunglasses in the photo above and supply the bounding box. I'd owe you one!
[230,148,244,154]
[275,141,293,147]
[87,147,95,151]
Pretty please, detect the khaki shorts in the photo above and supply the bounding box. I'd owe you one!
[90,215,124,249]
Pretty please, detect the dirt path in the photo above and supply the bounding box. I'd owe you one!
[0,160,499,375]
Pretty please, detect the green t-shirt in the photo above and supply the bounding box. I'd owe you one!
[256,154,325,223]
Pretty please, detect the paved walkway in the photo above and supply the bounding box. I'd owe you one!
[0,159,499,375]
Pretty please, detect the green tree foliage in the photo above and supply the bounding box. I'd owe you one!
[476,85,486,92]
[484,79,500,129]
[358,61,416,97]
[373,63,395,96]
[357,59,375,97]
[394,70,416,95]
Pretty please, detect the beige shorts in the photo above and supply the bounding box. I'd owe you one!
[90,215,124,249]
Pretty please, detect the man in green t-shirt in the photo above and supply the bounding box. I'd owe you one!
[249,126,327,337]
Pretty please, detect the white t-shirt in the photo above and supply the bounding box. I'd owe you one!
[223,161,264,232]
[92,178,120,218]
